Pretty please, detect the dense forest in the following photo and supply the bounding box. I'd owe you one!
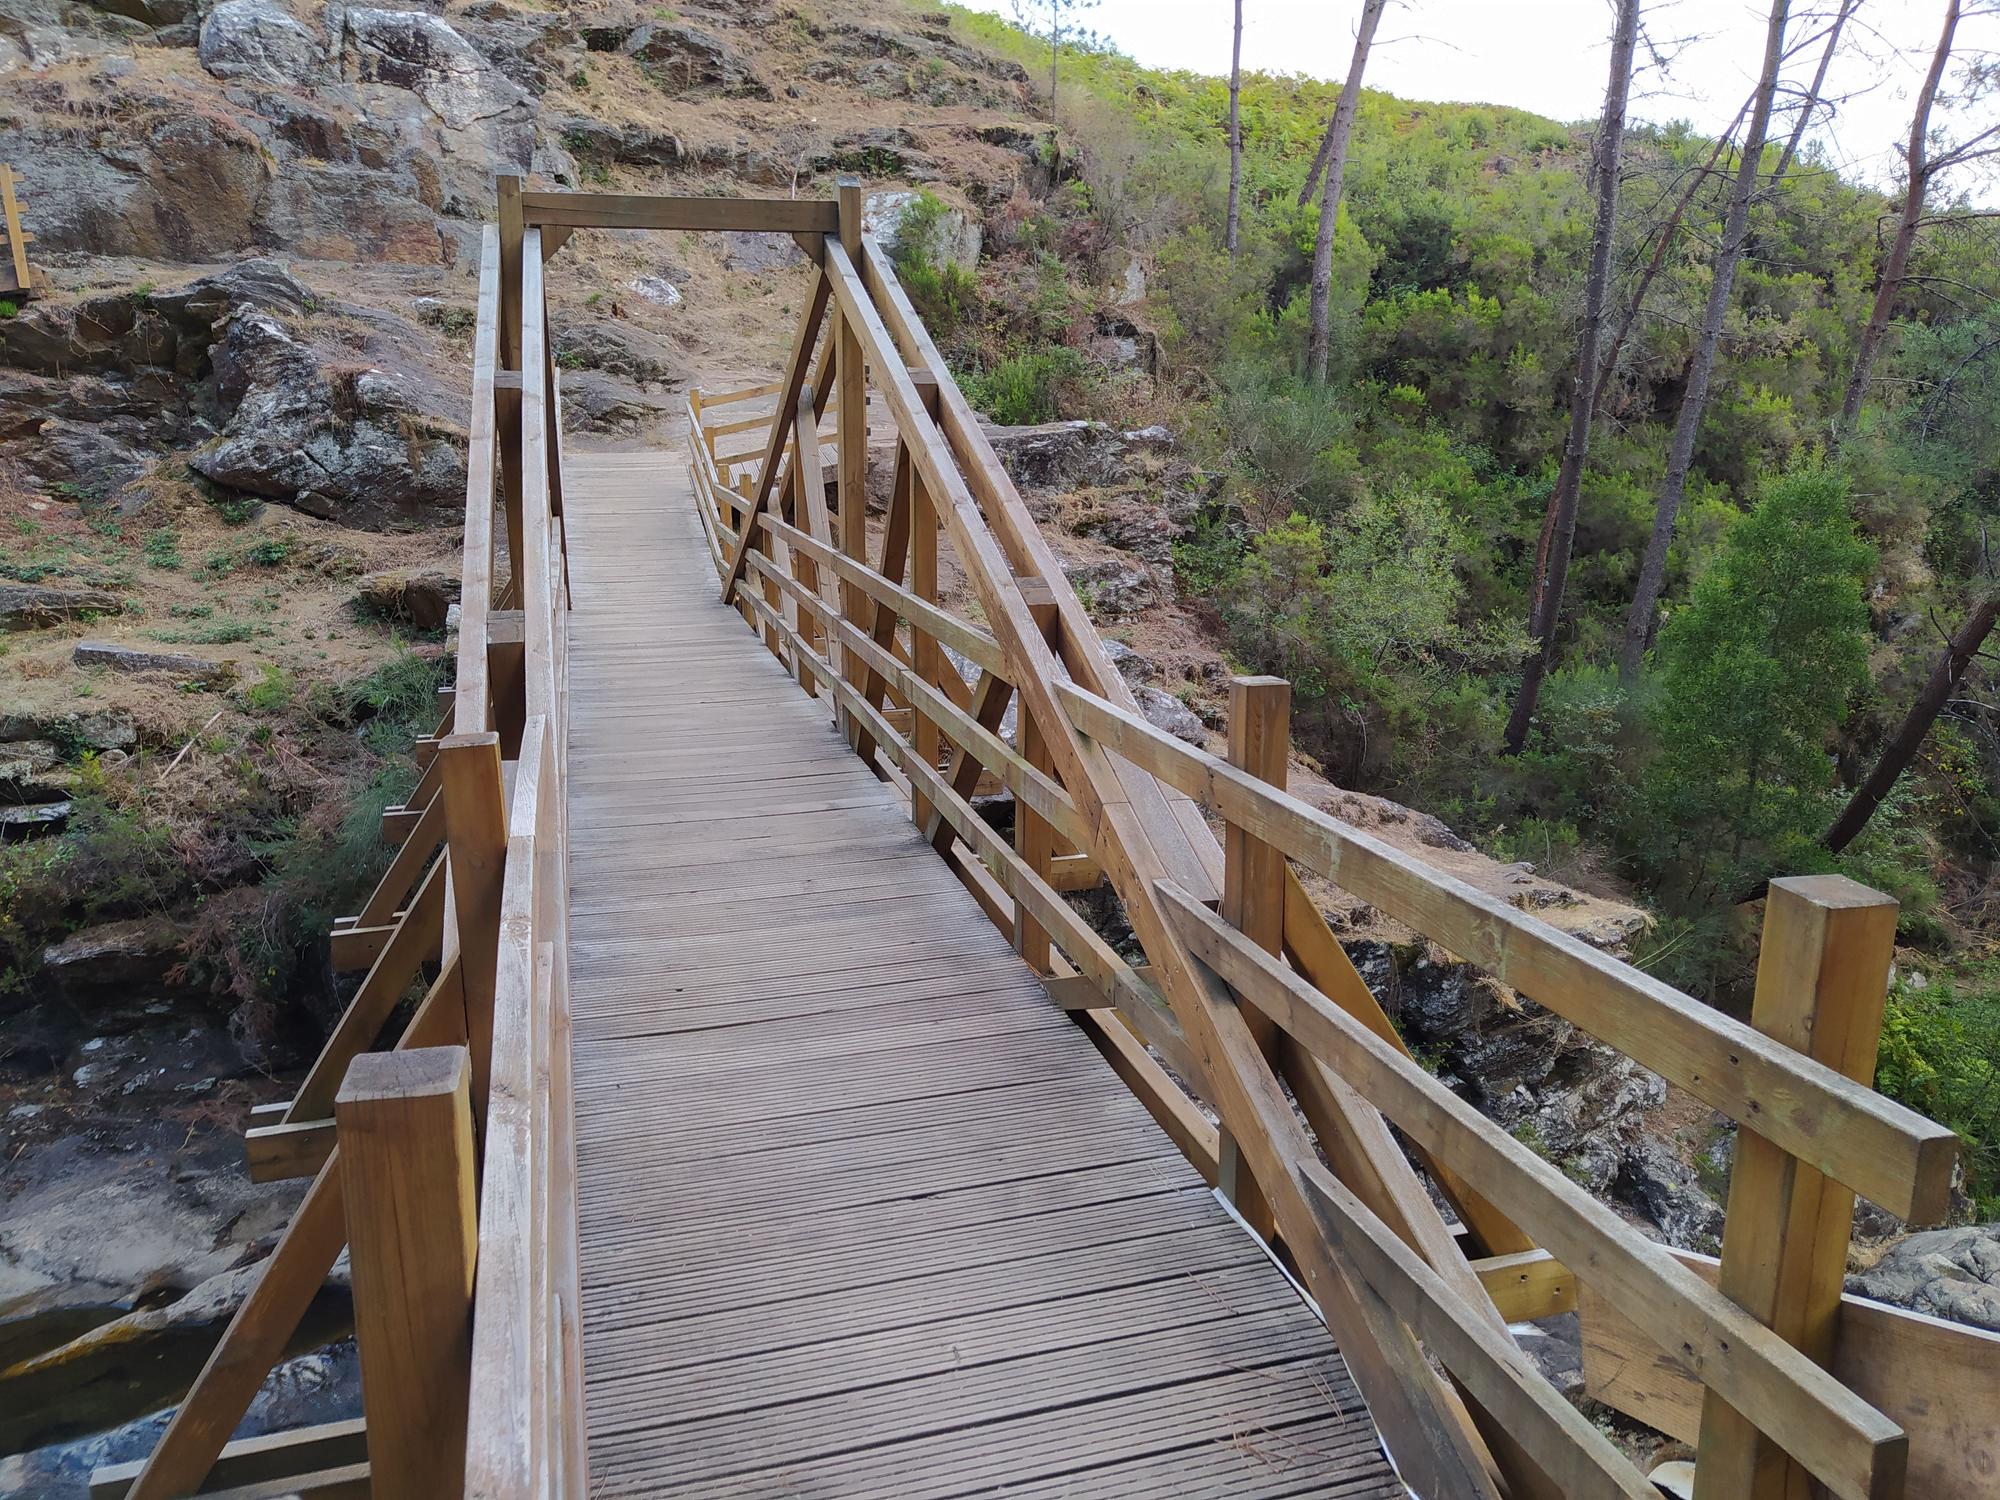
[917,2,2000,1207]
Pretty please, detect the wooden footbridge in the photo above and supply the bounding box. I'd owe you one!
[95,183,2000,1500]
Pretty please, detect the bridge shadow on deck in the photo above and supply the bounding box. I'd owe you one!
[559,451,1403,1498]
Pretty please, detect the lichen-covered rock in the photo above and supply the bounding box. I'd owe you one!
[197,0,323,84]
[1614,1138,1725,1251]
[1133,684,1205,746]
[191,311,466,527]
[37,917,192,1011]
[344,8,528,130]
[1847,1224,2000,1331]
[1064,557,1157,618]
[1074,498,1179,566]
[550,316,688,386]
[0,586,121,632]
[722,230,806,273]
[623,20,769,98]
[558,369,674,436]
[1101,638,1159,684]
[72,641,233,682]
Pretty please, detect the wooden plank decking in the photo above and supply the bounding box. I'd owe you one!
[560,450,1402,1498]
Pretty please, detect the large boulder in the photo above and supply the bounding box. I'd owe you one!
[191,310,466,527]
[549,316,688,386]
[197,0,324,85]
[1848,1224,2000,1331]
[344,8,528,130]
[1614,1138,1726,1251]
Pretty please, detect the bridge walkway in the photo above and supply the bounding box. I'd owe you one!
[560,450,1402,1498]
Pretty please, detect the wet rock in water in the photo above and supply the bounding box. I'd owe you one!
[191,311,466,527]
[624,20,769,97]
[197,0,324,85]
[1063,558,1156,618]
[0,1338,361,1497]
[0,1261,354,1457]
[0,585,122,631]
[1847,1224,2000,1331]
[1614,1138,1725,1251]
[72,640,233,683]
[1133,684,1205,747]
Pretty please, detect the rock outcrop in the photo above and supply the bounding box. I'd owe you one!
[1849,1224,2000,1330]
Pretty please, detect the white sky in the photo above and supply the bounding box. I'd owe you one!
[971,1,2000,203]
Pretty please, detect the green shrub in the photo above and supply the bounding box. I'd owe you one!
[244,665,296,714]
[1877,966,2000,1216]
[959,346,1087,425]
[145,528,182,570]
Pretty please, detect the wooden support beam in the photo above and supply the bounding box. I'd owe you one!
[496,176,523,373]
[1160,882,1910,1500]
[1048,852,1103,890]
[517,191,839,233]
[1583,1247,2000,1500]
[1298,1164,1656,1497]
[1472,1249,1578,1324]
[834,177,870,750]
[284,859,447,1124]
[1060,681,1958,1224]
[1216,676,1288,1242]
[336,1047,478,1500]
[244,1115,335,1184]
[328,919,398,973]
[1696,876,1900,1500]
[721,270,833,607]
[437,732,508,1119]
[1074,1003,1218,1184]
[378,805,423,843]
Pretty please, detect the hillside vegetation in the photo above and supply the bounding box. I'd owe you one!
[917,6,2000,1204]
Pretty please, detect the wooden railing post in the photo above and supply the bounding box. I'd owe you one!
[1694,874,1899,1500]
[1217,675,1291,1242]
[908,382,943,831]
[438,731,508,1121]
[336,1046,478,1499]
[1014,596,1061,973]
[495,177,526,592]
[834,177,870,746]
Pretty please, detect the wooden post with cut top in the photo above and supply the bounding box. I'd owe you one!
[336,1046,479,1499]
[1217,675,1291,1242]
[1693,875,1900,1500]
[437,731,508,1121]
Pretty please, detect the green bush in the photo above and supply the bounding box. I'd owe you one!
[959,346,1087,425]
[1877,966,2000,1216]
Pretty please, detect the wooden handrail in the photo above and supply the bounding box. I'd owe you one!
[1057,682,1958,1224]
[1161,883,1906,1500]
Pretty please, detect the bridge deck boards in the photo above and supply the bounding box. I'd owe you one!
[561,450,1400,1498]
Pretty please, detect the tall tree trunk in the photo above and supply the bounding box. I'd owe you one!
[1619,0,1790,679]
[1838,0,1959,437]
[1773,0,1858,180]
[1591,97,1748,417]
[1226,0,1244,257]
[1306,0,1388,383]
[1504,0,1641,754]
[1826,594,2000,853]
